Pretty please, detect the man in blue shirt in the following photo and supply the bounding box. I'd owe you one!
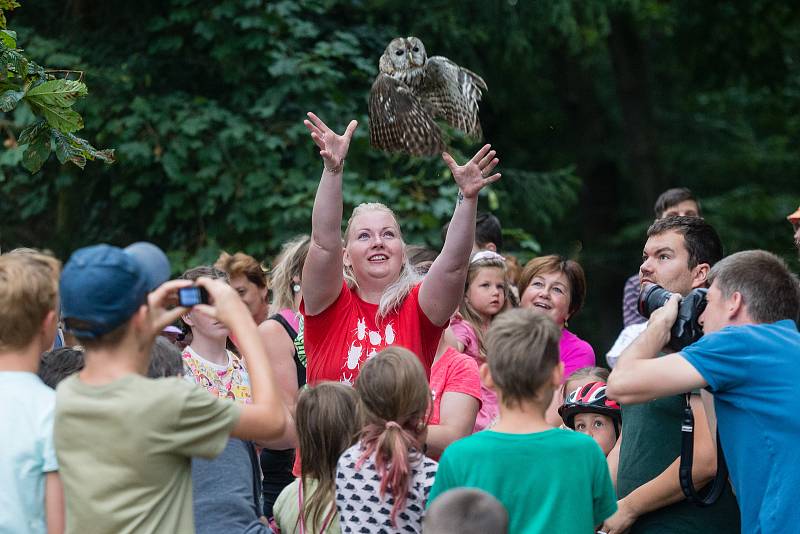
[608,249,800,534]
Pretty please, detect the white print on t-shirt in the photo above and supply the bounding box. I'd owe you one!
[385,323,396,344]
[346,341,363,370]
[356,318,367,341]
[340,317,397,384]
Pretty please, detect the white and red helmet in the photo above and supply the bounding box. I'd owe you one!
[559,381,622,436]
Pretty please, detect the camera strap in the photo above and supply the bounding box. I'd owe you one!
[679,393,729,506]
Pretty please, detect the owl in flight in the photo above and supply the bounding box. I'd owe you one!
[368,36,488,157]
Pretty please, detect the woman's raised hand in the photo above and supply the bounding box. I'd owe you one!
[442,144,501,199]
[304,112,358,173]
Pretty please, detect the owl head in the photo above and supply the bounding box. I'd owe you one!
[379,36,428,74]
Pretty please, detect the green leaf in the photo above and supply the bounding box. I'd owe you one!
[26,79,88,108]
[0,29,16,48]
[28,101,84,133]
[18,120,50,145]
[51,130,116,169]
[21,129,52,173]
[1,48,27,77]
[0,88,23,111]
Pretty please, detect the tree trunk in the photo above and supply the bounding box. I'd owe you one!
[607,9,665,212]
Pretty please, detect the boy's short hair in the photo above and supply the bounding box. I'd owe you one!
[61,243,171,345]
[0,251,61,351]
[708,250,800,324]
[424,488,509,534]
[654,187,700,219]
[475,212,503,251]
[38,347,85,388]
[485,308,561,406]
[147,336,184,378]
[214,251,267,288]
[441,212,503,251]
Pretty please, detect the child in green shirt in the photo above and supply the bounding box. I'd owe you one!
[428,309,617,534]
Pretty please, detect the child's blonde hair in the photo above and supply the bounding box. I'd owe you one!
[458,252,510,359]
[0,251,61,351]
[355,346,430,526]
[297,382,362,529]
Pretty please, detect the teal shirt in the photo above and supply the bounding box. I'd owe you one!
[428,428,617,534]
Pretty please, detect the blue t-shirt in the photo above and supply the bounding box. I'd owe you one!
[0,372,58,534]
[681,319,800,534]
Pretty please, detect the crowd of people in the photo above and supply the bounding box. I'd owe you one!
[2,113,800,534]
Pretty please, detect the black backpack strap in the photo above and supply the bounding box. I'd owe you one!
[679,393,729,506]
[246,440,262,514]
[269,313,297,340]
[268,313,306,388]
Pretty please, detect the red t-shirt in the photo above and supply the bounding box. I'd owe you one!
[429,347,483,426]
[302,281,445,385]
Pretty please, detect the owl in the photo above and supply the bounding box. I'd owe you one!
[368,36,488,157]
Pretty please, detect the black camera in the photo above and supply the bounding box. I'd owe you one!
[638,283,707,351]
[178,286,209,307]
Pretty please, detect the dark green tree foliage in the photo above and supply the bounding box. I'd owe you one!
[0,2,113,173]
[2,0,798,352]
[0,0,569,266]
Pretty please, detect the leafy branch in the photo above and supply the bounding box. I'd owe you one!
[1,2,114,172]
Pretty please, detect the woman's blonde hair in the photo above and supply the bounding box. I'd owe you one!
[459,253,510,359]
[297,382,362,529]
[270,235,310,313]
[355,346,430,527]
[343,203,421,320]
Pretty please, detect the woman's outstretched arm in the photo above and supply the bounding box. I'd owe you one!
[301,112,358,316]
[420,144,501,326]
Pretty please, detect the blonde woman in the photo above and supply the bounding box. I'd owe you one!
[301,112,501,384]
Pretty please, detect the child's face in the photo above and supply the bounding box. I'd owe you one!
[573,413,617,456]
[184,307,230,341]
[465,267,505,321]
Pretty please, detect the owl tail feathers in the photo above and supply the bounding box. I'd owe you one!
[367,117,446,157]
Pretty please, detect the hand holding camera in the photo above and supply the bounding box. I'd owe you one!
[190,277,253,329]
[638,283,707,351]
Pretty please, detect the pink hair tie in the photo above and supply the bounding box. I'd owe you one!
[385,421,402,431]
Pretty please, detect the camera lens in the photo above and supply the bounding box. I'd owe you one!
[638,283,674,318]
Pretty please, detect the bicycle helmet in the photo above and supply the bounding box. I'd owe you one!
[558,381,621,437]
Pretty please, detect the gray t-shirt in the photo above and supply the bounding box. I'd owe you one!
[55,374,241,534]
[192,438,269,534]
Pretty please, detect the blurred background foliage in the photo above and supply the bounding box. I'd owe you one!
[1,0,798,354]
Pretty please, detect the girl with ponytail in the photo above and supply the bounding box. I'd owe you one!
[335,347,437,533]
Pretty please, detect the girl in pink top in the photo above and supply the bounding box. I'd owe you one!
[449,251,511,431]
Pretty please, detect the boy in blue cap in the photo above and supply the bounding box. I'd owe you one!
[54,243,287,534]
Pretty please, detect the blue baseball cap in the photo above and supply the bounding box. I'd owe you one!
[60,242,171,338]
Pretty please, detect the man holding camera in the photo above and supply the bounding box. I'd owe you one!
[602,217,740,534]
[608,247,800,534]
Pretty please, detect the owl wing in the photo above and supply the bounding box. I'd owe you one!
[368,73,445,157]
[419,56,487,139]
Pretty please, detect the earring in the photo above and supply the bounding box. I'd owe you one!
[292,283,301,293]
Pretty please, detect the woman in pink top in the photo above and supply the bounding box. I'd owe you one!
[518,255,595,379]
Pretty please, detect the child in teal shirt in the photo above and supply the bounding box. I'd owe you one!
[428,309,616,533]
